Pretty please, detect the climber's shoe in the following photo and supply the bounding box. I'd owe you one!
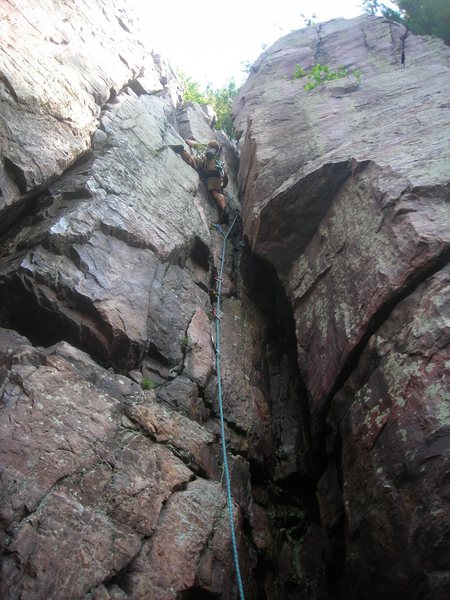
[169,144,185,154]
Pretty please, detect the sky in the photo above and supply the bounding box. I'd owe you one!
[132,1,366,89]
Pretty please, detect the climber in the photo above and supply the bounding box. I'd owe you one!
[170,139,229,225]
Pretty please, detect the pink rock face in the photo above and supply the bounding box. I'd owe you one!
[0,1,297,599]
[0,332,258,599]
[233,13,450,600]
[210,297,275,464]
[0,336,185,595]
[0,2,278,595]
[234,17,450,419]
[183,307,215,387]
[329,265,450,599]
[289,164,450,421]
[124,395,221,480]
[0,0,164,224]
[126,479,252,599]
[5,1,449,596]
[234,16,450,257]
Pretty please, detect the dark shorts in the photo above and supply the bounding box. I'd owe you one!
[206,176,222,192]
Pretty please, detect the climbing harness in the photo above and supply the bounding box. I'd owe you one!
[213,215,245,600]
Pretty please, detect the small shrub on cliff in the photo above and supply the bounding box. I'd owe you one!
[293,63,306,79]
[294,63,361,90]
[141,378,156,390]
[180,334,190,351]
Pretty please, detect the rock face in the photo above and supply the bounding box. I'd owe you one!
[0,331,243,599]
[1,5,449,600]
[0,0,174,232]
[0,2,303,599]
[234,14,450,600]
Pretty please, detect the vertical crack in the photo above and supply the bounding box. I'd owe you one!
[400,30,408,67]
[314,23,328,65]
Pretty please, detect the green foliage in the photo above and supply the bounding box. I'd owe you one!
[179,73,239,138]
[180,334,190,350]
[362,0,450,44]
[353,70,362,83]
[179,74,207,104]
[362,0,384,15]
[141,378,156,390]
[295,64,361,91]
[293,64,306,79]
[207,79,239,140]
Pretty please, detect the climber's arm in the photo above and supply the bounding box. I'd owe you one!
[186,139,206,151]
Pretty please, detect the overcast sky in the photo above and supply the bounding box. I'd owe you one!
[133,1,367,88]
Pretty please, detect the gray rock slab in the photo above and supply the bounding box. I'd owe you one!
[0,0,169,227]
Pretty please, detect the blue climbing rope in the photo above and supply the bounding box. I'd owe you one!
[213,215,245,600]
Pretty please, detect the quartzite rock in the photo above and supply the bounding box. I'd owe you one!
[234,16,450,262]
[0,0,170,230]
[289,162,450,422]
[126,479,256,599]
[124,393,221,480]
[233,13,450,600]
[0,331,195,598]
[7,2,447,598]
[234,17,450,416]
[207,297,274,464]
[183,307,215,387]
[0,88,214,369]
[146,263,211,371]
[0,3,282,596]
[328,265,450,599]
[0,329,259,599]
[156,375,208,423]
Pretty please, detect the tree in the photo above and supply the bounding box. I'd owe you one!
[205,80,239,139]
[362,0,450,45]
[179,74,207,104]
[179,74,239,139]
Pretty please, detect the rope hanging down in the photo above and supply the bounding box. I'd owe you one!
[213,216,245,600]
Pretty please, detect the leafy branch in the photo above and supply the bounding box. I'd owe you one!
[179,74,239,138]
[293,63,361,90]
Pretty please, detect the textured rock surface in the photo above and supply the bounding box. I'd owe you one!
[0,331,189,598]
[234,14,450,600]
[0,84,214,370]
[125,479,250,599]
[290,163,449,421]
[234,15,450,263]
[0,0,174,231]
[328,264,450,599]
[3,3,448,599]
[0,2,304,598]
